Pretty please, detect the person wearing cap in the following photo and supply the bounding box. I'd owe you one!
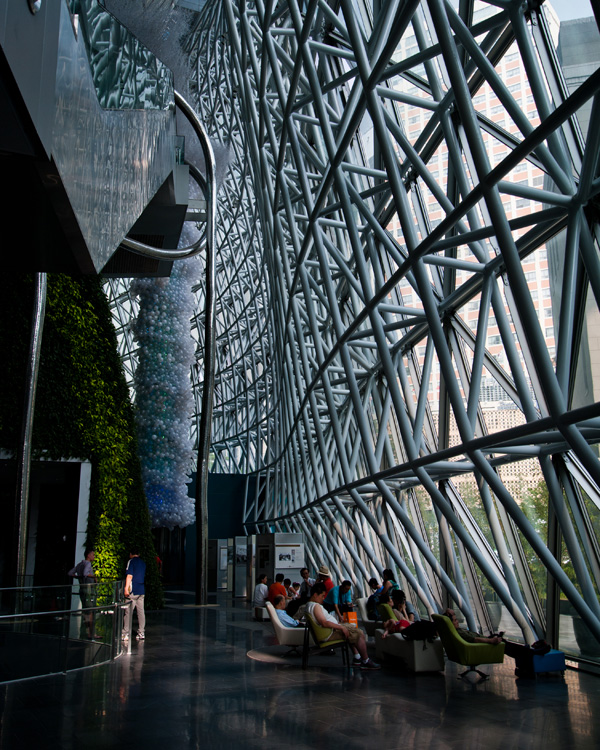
[316,564,334,593]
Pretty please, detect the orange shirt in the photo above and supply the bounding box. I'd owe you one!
[268,582,287,603]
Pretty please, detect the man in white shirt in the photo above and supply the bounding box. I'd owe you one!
[253,573,269,621]
[306,583,381,670]
[298,568,315,599]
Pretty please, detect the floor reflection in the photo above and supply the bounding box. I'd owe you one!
[0,592,599,749]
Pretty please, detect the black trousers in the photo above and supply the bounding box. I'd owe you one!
[503,640,534,670]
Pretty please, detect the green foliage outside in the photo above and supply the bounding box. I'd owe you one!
[0,274,162,609]
[520,480,600,602]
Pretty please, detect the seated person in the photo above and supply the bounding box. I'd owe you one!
[289,581,301,599]
[273,595,301,627]
[444,608,547,677]
[252,573,269,621]
[390,589,410,622]
[306,583,381,670]
[375,590,394,618]
[381,617,411,638]
[444,608,502,645]
[268,573,288,604]
[381,568,400,597]
[367,589,388,620]
[391,589,420,622]
[368,577,380,593]
[324,580,353,620]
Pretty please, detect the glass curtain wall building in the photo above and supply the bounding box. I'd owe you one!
[108,0,600,660]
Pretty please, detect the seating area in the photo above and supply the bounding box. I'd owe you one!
[1,592,597,750]
[262,594,567,684]
[368,601,444,672]
[256,573,572,686]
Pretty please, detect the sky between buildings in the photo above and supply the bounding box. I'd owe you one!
[549,0,595,20]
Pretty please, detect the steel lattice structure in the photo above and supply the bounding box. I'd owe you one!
[108,0,600,653]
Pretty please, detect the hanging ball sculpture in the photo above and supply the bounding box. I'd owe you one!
[131,257,198,529]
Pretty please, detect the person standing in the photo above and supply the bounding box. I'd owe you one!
[298,568,315,600]
[69,548,96,584]
[68,548,96,638]
[122,548,146,641]
[287,567,314,617]
[316,565,334,593]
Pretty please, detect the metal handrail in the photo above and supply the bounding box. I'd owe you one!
[0,586,130,683]
[121,90,216,260]
[0,604,119,621]
[0,580,121,592]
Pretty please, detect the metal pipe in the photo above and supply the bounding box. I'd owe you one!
[122,91,212,261]
[165,91,217,607]
[15,272,47,585]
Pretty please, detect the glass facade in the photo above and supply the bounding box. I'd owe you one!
[108,0,600,659]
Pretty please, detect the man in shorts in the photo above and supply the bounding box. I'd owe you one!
[306,583,381,669]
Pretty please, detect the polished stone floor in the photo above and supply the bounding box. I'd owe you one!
[1,590,599,749]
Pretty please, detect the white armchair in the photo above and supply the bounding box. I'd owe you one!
[356,596,378,637]
[265,602,315,655]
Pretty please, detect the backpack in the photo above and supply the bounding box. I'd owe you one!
[366,593,380,620]
[401,620,438,641]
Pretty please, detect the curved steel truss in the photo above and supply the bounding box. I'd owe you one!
[109,0,600,655]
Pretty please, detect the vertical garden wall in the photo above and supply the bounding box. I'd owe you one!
[0,274,163,609]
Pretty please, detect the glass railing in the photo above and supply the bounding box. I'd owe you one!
[68,0,174,110]
[0,582,131,684]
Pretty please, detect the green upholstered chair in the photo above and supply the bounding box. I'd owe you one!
[377,603,398,621]
[432,614,504,680]
[302,611,350,670]
[356,596,378,637]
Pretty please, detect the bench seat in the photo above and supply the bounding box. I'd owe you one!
[375,629,444,672]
